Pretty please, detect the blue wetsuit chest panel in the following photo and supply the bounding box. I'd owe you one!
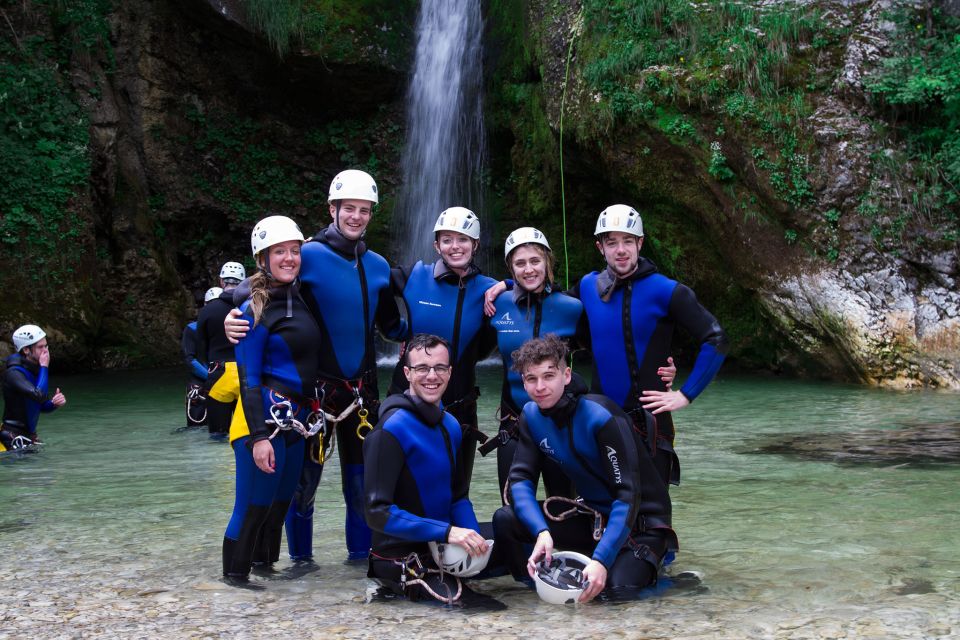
[579,271,676,406]
[299,241,391,379]
[383,410,461,523]
[1,357,51,433]
[492,291,583,412]
[402,261,495,361]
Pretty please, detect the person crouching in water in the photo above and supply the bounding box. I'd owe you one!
[493,334,677,602]
[364,334,503,608]
[2,325,66,451]
[222,216,322,583]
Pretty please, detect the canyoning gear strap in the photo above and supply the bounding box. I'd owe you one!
[478,409,519,456]
[185,384,207,425]
[375,551,464,605]
[543,496,605,542]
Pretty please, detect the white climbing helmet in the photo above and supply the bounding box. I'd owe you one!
[594,204,644,238]
[428,539,494,578]
[12,324,46,352]
[250,216,304,257]
[328,169,379,204]
[534,550,591,605]
[504,226,551,262]
[219,261,246,282]
[433,207,481,240]
[204,286,224,303]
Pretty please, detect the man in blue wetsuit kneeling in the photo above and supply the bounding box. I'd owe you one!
[493,334,677,603]
[2,325,66,451]
[364,334,503,608]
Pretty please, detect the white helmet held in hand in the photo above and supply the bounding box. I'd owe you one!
[251,216,305,257]
[204,286,224,303]
[504,226,550,261]
[595,204,643,238]
[428,539,494,577]
[219,261,246,282]
[328,169,379,204]
[434,207,481,240]
[534,550,591,604]
[12,325,46,352]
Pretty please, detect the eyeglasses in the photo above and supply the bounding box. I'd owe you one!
[406,364,452,376]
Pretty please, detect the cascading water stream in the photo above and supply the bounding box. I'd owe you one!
[392,0,487,267]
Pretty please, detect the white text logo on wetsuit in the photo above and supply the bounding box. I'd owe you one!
[606,445,621,484]
[494,312,518,333]
[539,437,556,457]
[418,299,442,308]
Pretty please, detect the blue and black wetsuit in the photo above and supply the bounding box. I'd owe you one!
[364,392,481,600]
[1,354,58,450]
[570,258,728,485]
[196,290,240,436]
[388,260,498,486]
[223,280,321,578]
[284,225,406,560]
[486,285,585,497]
[181,321,209,427]
[493,377,677,597]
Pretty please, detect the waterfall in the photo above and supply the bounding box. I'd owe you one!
[393,0,487,267]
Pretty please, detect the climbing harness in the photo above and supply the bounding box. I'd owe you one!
[543,496,605,542]
[477,408,518,457]
[389,551,463,605]
[185,384,207,425]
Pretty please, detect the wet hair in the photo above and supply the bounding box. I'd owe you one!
[508,243,555,289]
[404,333,451,367]
[511,334,568,374]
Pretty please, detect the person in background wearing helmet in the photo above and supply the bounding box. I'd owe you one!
[181,286,223,428]
[484,205,725,487]
[225,169,405,562]
[481,227,675,497]
[196,262,246,438]
[388,207,498,489]
[493,335,676,602]
[1,325,66,452]
[364,334,502,608]
[222,216,322,583]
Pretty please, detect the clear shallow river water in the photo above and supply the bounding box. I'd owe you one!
[1,366,958,639]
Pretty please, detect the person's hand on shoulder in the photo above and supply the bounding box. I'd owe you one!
[224,308,250,345]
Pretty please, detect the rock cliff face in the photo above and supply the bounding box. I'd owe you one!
[0,0,414,369]
[484,0,959,388]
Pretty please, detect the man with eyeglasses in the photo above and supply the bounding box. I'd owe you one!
[363,333,499,607]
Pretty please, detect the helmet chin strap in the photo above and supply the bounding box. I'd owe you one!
[259,252,276,280]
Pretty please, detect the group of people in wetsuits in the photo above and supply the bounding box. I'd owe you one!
[179,167,728,605]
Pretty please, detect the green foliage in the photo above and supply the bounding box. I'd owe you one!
[245,0,304,57]
[0,60,89,284]
[708,141,735,181]
[864,3,960,230]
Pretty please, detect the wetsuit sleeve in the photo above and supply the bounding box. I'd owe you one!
[181,327,208,380]
[364,428,454,542]
[476,317,499,360]
[450,436,481,532]
[40,400,56,413]
[669,284,729,401]
[5,366,49,403]
[234,310,271,443]
[376,279,408,342]
[389,266,413,341]
[508,413,549,536]
[592,414,643,568]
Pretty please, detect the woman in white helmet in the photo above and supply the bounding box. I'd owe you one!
[388,206,499,488]
[222,215,324,583]
[2,325,66,452]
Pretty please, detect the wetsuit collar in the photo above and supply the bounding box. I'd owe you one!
[5,353,37,374]
[433,259,480,283]
[512,281,553,307]
[379,391,446,427]
[537,373,589,425]
[595,257,658,302]
[317,224,367,259]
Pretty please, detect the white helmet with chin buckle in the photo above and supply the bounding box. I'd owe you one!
[328,169,379,204]
[219,261,246,282]
[434,207,481,240]
[250,216,304,257]
[504,226,550,262]
[428,539,494,577]
[595,204,643,238]
[204,286,224,303]
[12,324,46,352]
[534,550,591,604]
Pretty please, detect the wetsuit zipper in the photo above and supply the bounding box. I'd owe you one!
[621,280,641,407]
